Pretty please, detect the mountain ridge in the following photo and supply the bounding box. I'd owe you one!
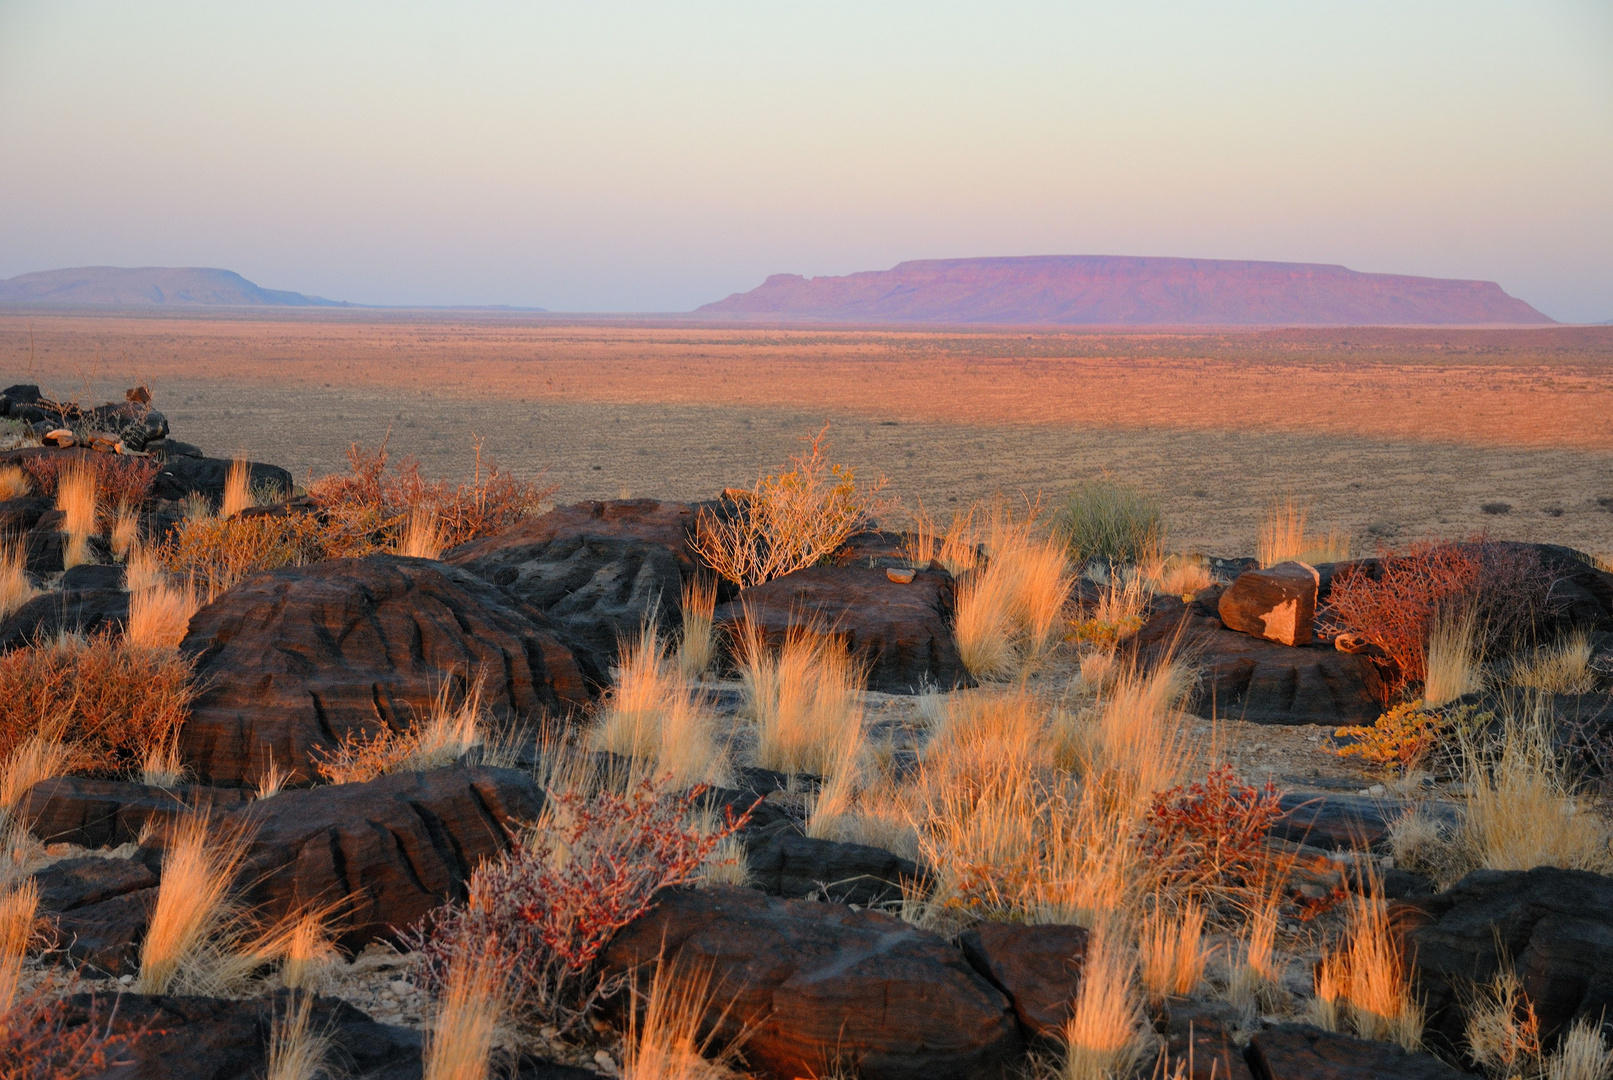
[0,266,347,307]
[697,255,1554,326]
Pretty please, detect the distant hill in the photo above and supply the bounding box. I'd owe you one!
[697,255,1554,326]
[0,267,347,307]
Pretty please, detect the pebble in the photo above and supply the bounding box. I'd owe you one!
[389,979,413,995]
[593,1050,619,1076]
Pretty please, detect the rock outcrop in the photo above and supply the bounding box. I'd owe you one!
[1220,562,1320,647]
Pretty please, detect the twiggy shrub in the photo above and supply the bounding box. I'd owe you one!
[691,426,886,588]
[736,621,864,779]
[23,453,156,510]
[594,623,730,788]
[1464,968,1541,1078]
[1258,497,1351,569]
[1138,765,1284,909]
[0,990,134,1076]
[1055,478,1164,567]
[409,779,750,1033]
[0,634,194,775]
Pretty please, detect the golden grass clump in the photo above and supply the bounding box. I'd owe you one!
[737,621,864,780]
[222,455,253,519]
[619,955,748,1080]
[1138,552,1215,600]
[1060,929,1148,1080]
[423,938,508,1080]
[1309,885,1422,1052]
[905,501,980,576]
[125,576,203,651]
[110,502,140,560]
[0,735,83,813]
[273,909,342,992]
[1137,901,1207,1005]
[136,811,256,995]
[1257,497,1351,568]
[1545,1017,1613,1080]
[56,464,98,569]
[594,623,730,789]
[265,991,334,1080]
[676,576,718,680]
[0,877,38,1016]
[315,678,493,784]
[954,506,1074,678]
[396,506,446,559]
[0,540,38,623]
[1510,631,1596,695]
[1423,604,1484,707]
[160,512,330,598]
[691,425,886,588]
[1225,893,1286,1017]
[124,544,165,593]
[0,466,30,501]
[1058,660,1196,807]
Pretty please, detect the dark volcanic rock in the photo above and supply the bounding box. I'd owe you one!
[179,555,589,786]
[958,922,1089,1039]
[19,777,251,849]
[1245,1024,1463,1079]
[0,494,52,535]
[150,454,293,507]
[1220,562,1320,646]
[1270,793,1459,853]
[715,564,971,694]
[47,886,157,975]
[447,499,701,687]
[745,831,920,906]
[32,856,158,912]
[1401,866,1613,1046]
[601,885,1023,1080]
[1158,1001,1255,1080]
[215,766,545,952]
[1133,597,1384,726]
[0,587,129,651]
[59,562,128,591]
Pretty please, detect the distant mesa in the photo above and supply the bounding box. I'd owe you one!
[697,255,1554,326]
[0,266,347,308]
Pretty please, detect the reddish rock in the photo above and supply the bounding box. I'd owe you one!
[1220,562,1320,647]
[1158,1001,1255,1080]
[46,886,157,975]
[179,555,588,786]
[19,776,251,849]
[600,886,1023,1080]
[715,564,971,694]
[957,922,1089,1038]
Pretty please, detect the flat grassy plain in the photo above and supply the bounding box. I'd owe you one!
[3,312,1611,558]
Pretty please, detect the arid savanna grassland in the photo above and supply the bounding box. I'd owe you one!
[3,313,1611,560]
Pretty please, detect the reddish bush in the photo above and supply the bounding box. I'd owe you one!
[408,778,751,1032]
[1323,540,1553,691]
[1139,765,1285,905]
[20,453,158,511]
[0,990,134,1079]
[159,512,330,596]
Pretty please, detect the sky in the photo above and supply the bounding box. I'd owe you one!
[0,1,1609,320]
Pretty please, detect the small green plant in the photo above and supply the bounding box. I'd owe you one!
[1055,478,1163,566]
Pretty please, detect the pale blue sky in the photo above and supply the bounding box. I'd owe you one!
[1,1,1609,318]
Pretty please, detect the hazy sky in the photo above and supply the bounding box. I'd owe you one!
[1,2,1609,319]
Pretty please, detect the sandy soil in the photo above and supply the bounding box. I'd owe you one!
[3,313,1610,559]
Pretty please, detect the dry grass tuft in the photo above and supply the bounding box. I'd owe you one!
[273,909,342,992]
[265,991,333,1080]
[125,576,203,651]
[160,512,330,598]
[1139,553,1215,600]
[905,501,980,576]
[1423,605,1484,707]
[0,540,37,623]
[676,576,718,680]
[737,620,864,780]
[1257,497,1351,568]
[1545,1017,1613,1080]
[0,735,82,812]
[110,502,140,561]
[1510,631,1597,695]
[619,954,749,1080]
[56,465,98,569]
[423,938,508,1080]
[139,734,187,789]
[1138,901,1207,1004]
[0,877,38,1015]
[124,544,165,593]
[315,675,494,784]
[222,455,253,519]
[0,466,30,501]
[1464,967,1541,1078]
[594,623,730,788]
[136,810,256,995]
[1309,883,1422,1051]
[396,506,445,559]
[1061,928,1148,1080]
[1226,893,1286,1017]
[954,506,1074,678]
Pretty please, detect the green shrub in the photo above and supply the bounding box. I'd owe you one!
[1055,479,1164,565]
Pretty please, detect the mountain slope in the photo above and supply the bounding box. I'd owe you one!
[697,255,1553,326]
[0,267,346,307]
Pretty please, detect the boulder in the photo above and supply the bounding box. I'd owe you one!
[59,562,127,591]
[745,831,920,906]
[447,498,702,687]
[958,922,1089,1039]
[714,565,972,694]
[1400,866,1613,1047]
[600,885,1023,1080]
[32,856,158,912]
[24,507,66,574]
[18,776,251,849]
[213,765,545,952]
[1269,793,1459,853]
[46,886,157,975]
[1220,562,1320,647]
[1158,1001,1255,1080]
[1133,598,1385,726]
[0,587,128,652]
[178,555,589,786]
[150,454,293,506]
[831,530,913,568]
[1245,1024,1463,1079]
[0,494,52,535]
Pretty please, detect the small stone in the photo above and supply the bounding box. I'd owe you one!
[389,979,412,995]
[593,1050,620,1076]
[1368,784,1386,795]
[118,974,134,985]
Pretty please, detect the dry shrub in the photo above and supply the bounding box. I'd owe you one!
[1308,883,1422,1051]
[0,542,36,624]
[1511,631,1597,695]
[619,953,749,1080]
[0,990,135,1078]
[1138,901,1207,1004]
[0,467,29,501]
[136,810,257,994]
[675,576,718,680]
[0,634,194,776]
[125,577,203,651]
[1072,574,1148,651]
[736,621,864,779]
[1137,765,1285,910]
[1333,700,1480,776]
[309,437,552,558]
[594,623,730,788]
[904,501,980,576]
[1061,929,1148,1080]
[423,937,507,1080]
[265,991,333,1080]
[1055,477,1164,567]
[1424,604,1484,706]
[221,456,252,519]
[1258,497,1351,568]
[1324,540,1553,692]
[159,512,329,597]
[691,425,887,588]
[408,779,749,1033]
[314,678,491,784]
[22,453,157,510]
